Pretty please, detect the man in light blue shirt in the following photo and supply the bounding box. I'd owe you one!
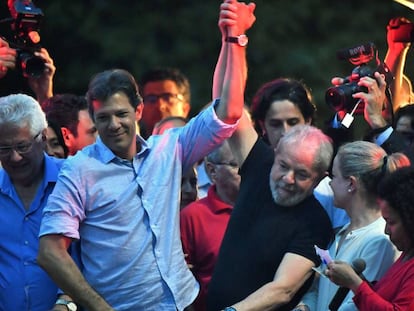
[37,14,251,309]
[0,94,64,311]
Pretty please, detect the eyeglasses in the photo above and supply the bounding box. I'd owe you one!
[142,93,184,105]
[0,132,42,158]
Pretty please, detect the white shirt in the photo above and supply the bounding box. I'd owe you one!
[302,217,398,311]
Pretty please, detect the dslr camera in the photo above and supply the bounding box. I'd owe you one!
[325,42,394,113]
[5,0,45,77]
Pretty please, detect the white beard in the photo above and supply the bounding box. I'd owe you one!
[269,175,311,207]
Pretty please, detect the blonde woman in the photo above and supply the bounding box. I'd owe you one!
[298,141,410,311]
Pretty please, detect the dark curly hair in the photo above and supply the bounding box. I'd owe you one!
[377,167,414,242]
[250,78,316,134]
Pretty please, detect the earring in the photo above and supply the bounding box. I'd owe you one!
[348,188,352,193]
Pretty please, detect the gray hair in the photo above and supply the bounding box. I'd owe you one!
[277,124,333,174]
[0,94,47,136]
[336,140,410,194]
[206,140,232,163]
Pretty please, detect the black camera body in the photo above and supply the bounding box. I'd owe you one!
[8,0,45,77]
[325,43,394,113]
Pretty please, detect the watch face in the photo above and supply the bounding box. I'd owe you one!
[225,35,248,47]
[238,35,248,47]
[67,302,77,311]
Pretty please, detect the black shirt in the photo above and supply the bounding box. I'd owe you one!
[207,139,333,311]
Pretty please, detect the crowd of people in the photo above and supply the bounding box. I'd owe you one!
[1,1,414,311]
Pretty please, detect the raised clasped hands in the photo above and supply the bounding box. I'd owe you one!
[219,0,256,37]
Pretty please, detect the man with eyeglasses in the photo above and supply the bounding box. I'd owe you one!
[0,93,64,311]
[180,139,241,311]
[139,67,191,138]
[140,68,214,199]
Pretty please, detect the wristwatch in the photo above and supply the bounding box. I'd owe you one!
[55,298,77,311]
[225,34,248,47]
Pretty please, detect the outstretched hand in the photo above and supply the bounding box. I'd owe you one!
[219,0,256,37]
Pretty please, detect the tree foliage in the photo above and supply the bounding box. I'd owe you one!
[1,0,412,124]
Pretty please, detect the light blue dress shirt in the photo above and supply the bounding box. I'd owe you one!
[0,154,63,311]
[40,102,237,310]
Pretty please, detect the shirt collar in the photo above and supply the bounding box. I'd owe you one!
[136,135,150,157]
[43,153,64,184]
[95,135,151,164]
[0,153,63,193]
[206,185,234,213]
[0,166,13,194]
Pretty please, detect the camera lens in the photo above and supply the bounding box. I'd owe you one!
[326,86,348,111]
[19,52,45,78]
[325,83,360,112]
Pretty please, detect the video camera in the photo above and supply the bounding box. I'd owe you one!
[325,42,394,113]
[3,0,45,77]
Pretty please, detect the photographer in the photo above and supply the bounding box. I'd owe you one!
[0,36,55,103]
[330,70,414,162]
[330,71,389,131]
[0,0,56,104]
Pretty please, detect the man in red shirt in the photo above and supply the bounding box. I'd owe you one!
[180,140,240,311]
